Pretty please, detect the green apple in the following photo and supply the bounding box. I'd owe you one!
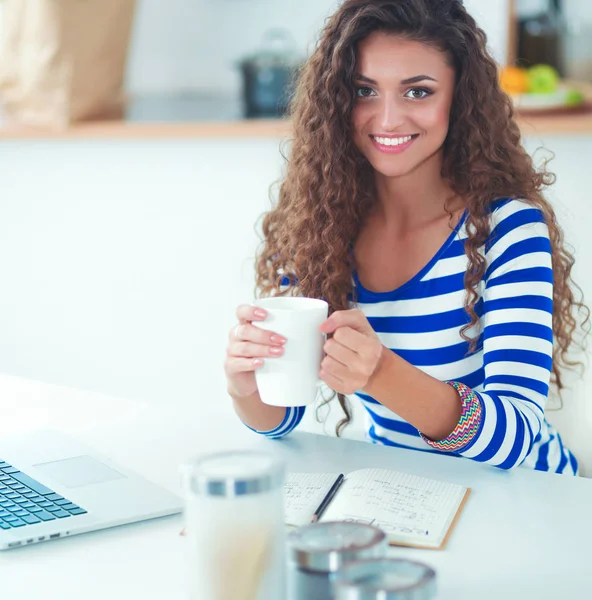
[528,64,560,94]
[565,89,585,107]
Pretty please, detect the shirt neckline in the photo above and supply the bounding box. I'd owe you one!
[353,209,468,302]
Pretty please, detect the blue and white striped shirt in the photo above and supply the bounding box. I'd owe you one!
[251,198,577,475]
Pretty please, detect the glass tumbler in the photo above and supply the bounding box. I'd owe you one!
[181,450,286,600]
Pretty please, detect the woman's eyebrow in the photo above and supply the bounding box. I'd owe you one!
[355,74,378,85]
[354,74,438,85]
[401,75,437,84]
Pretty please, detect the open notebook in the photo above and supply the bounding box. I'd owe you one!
[284,468,470,550]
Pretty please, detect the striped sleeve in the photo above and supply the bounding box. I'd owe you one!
[242,406,307,439]
[454,200,553,469]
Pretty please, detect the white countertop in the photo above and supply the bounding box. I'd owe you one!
[0,372,590,599]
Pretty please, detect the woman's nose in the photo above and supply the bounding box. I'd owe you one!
[378,97,405,131]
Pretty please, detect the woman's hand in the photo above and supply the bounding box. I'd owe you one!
[319,309,385,395]
[224,304,287,399]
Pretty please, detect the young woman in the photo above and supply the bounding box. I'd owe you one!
[224,0,588,474]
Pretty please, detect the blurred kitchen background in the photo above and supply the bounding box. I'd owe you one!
[0,0,520,123]
[0,0,591,471]
[121,0,511,121]
[117,0,591,120]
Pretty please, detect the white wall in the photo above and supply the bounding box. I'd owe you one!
[0,133,591,473]
[125,0,510,95]
[0,138,277,421]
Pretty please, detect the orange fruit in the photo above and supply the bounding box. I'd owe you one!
[499,66,530,95]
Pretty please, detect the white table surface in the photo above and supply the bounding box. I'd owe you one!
[0,372,590,600]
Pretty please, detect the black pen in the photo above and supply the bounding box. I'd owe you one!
[311,474,345,523]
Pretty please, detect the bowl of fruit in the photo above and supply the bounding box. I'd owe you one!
[499,64,589,114]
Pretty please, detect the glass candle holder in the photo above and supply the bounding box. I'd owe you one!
[181,450,286,600]
[332,558,437,600]
[287,521,388,600]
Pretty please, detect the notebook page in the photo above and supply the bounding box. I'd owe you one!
[320,468,466,548]
[284,472,341,528]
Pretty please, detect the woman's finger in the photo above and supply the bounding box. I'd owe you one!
[225,357,265,374]
[320,309,374,335]
[230,323,287,346]
[229,341,285,359]
[236,304,268,323]
[321,355,351,380]
[319,367,345,393]
[333,326,367,352]
[324,337,358,366]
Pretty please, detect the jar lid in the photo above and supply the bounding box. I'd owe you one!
[181,450,284,497]
[288,522,387,574]
[332,558,437,600]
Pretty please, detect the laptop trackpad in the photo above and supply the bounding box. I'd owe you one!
[33,455,126,488]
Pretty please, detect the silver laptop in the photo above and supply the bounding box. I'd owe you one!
[0,429,183,550]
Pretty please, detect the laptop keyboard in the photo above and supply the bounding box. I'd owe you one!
[0,460,87,530]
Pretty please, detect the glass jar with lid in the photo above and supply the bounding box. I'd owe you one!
[181,450,286,600]
[287,521,388,600]
[332,558,437,600]
[238,29,302,118]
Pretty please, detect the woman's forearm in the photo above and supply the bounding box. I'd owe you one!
[365,347,462,441]
[231,389,287,433]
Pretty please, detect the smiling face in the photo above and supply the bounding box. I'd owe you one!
[352,33,456,180]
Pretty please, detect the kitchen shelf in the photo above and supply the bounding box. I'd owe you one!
[0,118,293,139]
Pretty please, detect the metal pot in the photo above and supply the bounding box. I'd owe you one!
[239,29,301,119]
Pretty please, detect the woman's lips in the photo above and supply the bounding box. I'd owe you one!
[370,134,419,154]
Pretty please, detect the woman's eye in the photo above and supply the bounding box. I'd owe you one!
[405,88,432,100]
[356,86,375,98]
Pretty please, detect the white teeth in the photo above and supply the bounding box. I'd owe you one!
[373,135,413,146]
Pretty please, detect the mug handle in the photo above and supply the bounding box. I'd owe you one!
[316,332,328,388]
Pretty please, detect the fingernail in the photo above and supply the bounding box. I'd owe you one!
[254,309,267,319]
[271,335,287,344]
[253,358,264,367]
[269,346,284,356]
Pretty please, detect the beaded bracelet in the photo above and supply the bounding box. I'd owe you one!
[420,381,483,452]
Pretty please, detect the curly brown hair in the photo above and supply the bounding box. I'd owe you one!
[255,0,589,434]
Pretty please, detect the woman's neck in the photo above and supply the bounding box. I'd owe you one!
[373,154,459,231]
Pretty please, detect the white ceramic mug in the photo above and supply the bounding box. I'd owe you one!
[254,297,329,407]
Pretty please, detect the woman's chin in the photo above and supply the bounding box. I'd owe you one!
[366,148,442,180]
[369,161,416,179]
